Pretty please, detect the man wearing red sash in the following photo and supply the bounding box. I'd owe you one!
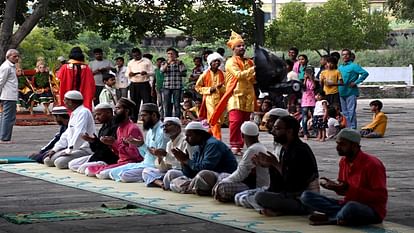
[210,31,256,155]
[195,52,225,140]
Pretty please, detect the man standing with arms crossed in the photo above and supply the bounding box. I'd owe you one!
[0,49,19,143]
[211,31,255,155]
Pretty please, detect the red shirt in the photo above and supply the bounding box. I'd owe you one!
[57,60,95,111]
[338,150,388,220]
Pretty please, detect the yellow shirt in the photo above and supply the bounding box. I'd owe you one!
[225,56,256,112]
[362,111,388,136]
[320,69,342,95]
[195,70,225,120]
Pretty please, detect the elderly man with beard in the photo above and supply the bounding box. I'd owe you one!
[44,91,96,169]
[141,117,193,189]
[252,116,319,217]
[163,121,237,195]
[84,98,144,178]
[68,103,119,174]
[210,31,255,156]
[301,129,387,226]
[108,103,168,182]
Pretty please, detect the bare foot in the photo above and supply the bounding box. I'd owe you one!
[260,208,282,217]
[303,135,308,140]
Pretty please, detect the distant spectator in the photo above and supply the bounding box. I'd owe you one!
[89,48,114,106]
[114,57,128,99]
[338,49,369,129]
[360,100,387,138]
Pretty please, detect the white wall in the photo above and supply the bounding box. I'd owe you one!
[315,65,413,85]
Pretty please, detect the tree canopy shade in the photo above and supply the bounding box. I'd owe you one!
[0,0,259,62]
[387,0,414,21]
[265,0,390,55]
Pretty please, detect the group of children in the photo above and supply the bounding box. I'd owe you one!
[254,53,387,141]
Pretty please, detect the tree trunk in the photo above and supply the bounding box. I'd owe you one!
[0,0,18,63]
[0,0,50,63]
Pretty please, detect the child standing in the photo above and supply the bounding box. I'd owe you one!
[319,56,343,109]
[301,66,316,140]
[326,107,340,139]
[99,73,117,106]
[360,100,388,138]
[312,90,329,141]
[297,54,308,82]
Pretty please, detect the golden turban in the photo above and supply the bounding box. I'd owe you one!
[226,31,244,49]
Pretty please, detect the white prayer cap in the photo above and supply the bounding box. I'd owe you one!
[207,52,224,66]
[258,91,269,99]
[64,90,83,100]
[241,121,259,136]
[95,103,114,110]
[185,121,208,132]
[109,70,116,76]
[51,106,68,115]
[268,108,289,117]
[164,117,181,126]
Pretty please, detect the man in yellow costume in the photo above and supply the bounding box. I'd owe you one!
[196,52,225,140]
[210,31,256,155]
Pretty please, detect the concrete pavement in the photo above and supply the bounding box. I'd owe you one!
[0,98,413,231]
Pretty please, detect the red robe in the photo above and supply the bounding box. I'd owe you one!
[57,59,95,110]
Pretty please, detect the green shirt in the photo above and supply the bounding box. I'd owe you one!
[155,68,164,91]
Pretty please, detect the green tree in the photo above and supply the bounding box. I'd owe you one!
[265,0,390,54]
[265,2,307,51]
[18,28,79,69]
[387,0,414,21]
[0,0,261,62]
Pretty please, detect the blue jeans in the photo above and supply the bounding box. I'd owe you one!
[0,100,17,141]
[300,191,382,225]
[301,106,314,136]
[162,89,181,118]
[340,95,357,129]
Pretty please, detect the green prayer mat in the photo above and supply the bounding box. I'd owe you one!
[1,204,164,224]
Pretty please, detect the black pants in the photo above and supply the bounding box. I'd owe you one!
[130,81,152,122]
[94,85,104,106]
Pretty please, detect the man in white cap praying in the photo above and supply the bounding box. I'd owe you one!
[68,103,119,174]
[28,106,70,163]
[43,90,96,169]
[195,52,226,140]
[252,115,319,216]
[164,121,237,195]
[142,117,193,189]
[213,121,269,202]
[301,128,387,226]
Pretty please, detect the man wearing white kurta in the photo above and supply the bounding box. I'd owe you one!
[142,117,193,188]
[44,91,96,169]
[212,121,269,202]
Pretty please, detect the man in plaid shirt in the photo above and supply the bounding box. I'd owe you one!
[160,47,186,118]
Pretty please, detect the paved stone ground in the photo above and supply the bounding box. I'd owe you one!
[0,98,413,232]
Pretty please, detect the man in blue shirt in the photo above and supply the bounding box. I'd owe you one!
[338,49,369,129]
[164,121,238,195]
